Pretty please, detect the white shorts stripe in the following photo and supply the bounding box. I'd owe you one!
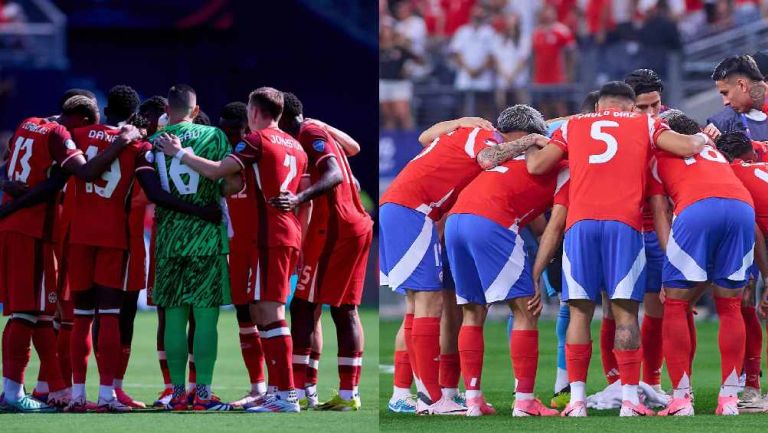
[239,326,259,335]
[563,251,590,300]
[10,313,38,323]
[74,309,95,316]
[612,247,646,299]
[308,359,319,369]
[99,308,120,315]
[387,216,434,290]
[666,230,707,281]
[338,357,363,367]
[292,355,310,365]
[484,230,526,303]
[262,327,290,339]
[253,260,262,301]
[728,244,754,281]
[307,266,319,303]
[379,270,389,287]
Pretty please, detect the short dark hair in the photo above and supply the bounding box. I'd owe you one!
[711,55,764,82]
[220,101,247,124]
[106,84,140,122]
[716,131,753,161]
[598,81,636,103]
[282,92,304,120]
[139,95,167,115]
[624,68,664,96]
[61,95,99,122]
[168,84,197,112]
[60,88,96,111]
[248,87,283,119]
[580,90,600,113]
[193,110,211,125]
[659,109,700,135]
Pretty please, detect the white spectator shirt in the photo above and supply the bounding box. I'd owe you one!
[395,15,428,55]
[450,23,498,91]
[493,34,531,89]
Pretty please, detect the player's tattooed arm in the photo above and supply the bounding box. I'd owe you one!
[418,117,494,147]
[650,195,671,251]
[529,204,567,316]
[65,125,143,181]
[655,130,709,158]
[478,133,548,170]
[268,157,343,212]
[0,166,69,219]
[136,170,221,223]
[305,118,361,156]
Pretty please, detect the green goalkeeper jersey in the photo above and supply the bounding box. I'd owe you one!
[150,121,230,258]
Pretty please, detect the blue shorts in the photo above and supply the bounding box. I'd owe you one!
[644,231,664,293]
[562,220,646,303]
[445,214,534,305]
[664,198,754,289]
[379,203,443,293]
[440,241,455,290]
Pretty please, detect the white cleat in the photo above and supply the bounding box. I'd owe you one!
[738,387,768,413]
[416,395,467,415]
[561,401,588,417]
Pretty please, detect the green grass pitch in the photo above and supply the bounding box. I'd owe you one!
[380,317,768,433]
[0,308,379,433]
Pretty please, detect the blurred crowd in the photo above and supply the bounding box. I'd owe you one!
[380,0,768,128]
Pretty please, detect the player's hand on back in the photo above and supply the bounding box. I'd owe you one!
[115,124,142,147]
[155,133,183,157]
[0,179,29,198]
[268,191,300,212]
[455,116,494,131]
[702,123,721,141]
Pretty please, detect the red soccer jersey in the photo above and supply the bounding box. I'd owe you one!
[0,117,82,239]
[532,23,575,84]
[652,145,753,215]
[641,168,666,232]
[450,158,570,229]
[550,109,669,231]
[380,127,501,221]
[298,123,372,238]
[68,125,151,249]
[229,126,308,249]
[730,159,768,234]
[226,168,259,248]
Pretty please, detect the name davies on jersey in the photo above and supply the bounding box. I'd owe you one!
[267,133,302,151]
[88,129,117,142]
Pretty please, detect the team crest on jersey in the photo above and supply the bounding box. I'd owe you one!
[312,139,325,152]
[235,141,246,152]
[47,292,57,304]
[64,139,77,150]
[145,151,154,163]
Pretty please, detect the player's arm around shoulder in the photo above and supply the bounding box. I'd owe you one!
[154,130,240,181]
[418,117,494,146]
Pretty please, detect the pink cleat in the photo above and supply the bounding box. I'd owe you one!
[513,398,559,417]
[620,400,656,416]
[115,388,146,409]
[561,400,587,417]
[657,397,694,416]
[716,396,739,416]
[466,396,495,417]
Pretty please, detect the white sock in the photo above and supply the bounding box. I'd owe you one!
[35,381,49,393]
[277,390,295,400]
[113,379,123,389]
[391,386,411,400]
[252,382,266,395]
[296,388,306,399]
[465,389,482,400]
[622,384,639,404]
[441,387,458,399]
[196,384,212,399]
[339,387,358,400]
[554,368,569,393]
[164,383,173,390]
[4,379,24,402]
[304,384,316,396]
[720,385,740,398]
[516,392,534,401]
[570,381,586,403]
[99,385,115,401]
[72,383,86,400]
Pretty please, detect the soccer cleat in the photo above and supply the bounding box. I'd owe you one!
[66,396,89,413]
[417,396,467,415]
[7,394,56,413]
[245,393,301,413]
[619,400,656,416]
[465,395,495,417]
[96,397,133,413]
[299,387,319,410]
[388,394,417,413]
[586,380,622,409]
[153,388,173,408]
[0,393,8,412]
[230,391,267,409]
[31,390,49,403]
[165,392,189,411]
[657,397,694,416]
[513,398,559,417]
[317,392,361,411]
[47,389,71,409]
[115,388,146,409]
[451,392,466,407]
[716,395,739,416]
[738,387,768,413]
[193,394,232,411]
[561,401,588,417]
[550,385,571,410]
[638,381,671,409]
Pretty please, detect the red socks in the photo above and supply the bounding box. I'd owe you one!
[338,350,363,391]
[306,351,320,386]
[742,305,762,390]
[566,343,592,384]
[641,315,663,386]
[261,320,294,391]
[715,297,745,393]
[439,353,460,390]
[32,320,66,392]
[412,317,441,402]
[600,318,619,384]
[71,314,94,385]
[614,348,642,387]
[3,318,35,383]
[96,313,120,387]
[510,330,538,393]
[238,321,265,387]
[394,350,413,388]
[687,307,697,373]
[664,299,692,392]
[458,325,483,393]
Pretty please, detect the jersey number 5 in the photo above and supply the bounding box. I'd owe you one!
[588,121,619,164]
[8,137,34,183]
[84,145,121,198]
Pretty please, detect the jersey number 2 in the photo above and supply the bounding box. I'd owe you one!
[280,154,297,192]
[8,137,33,183]
[588,121,619,164]
[84,145,121,198]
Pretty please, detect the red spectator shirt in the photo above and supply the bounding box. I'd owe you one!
[228,127,308,249]
[532,23,575,84]
[380,126,500,221]
[550,109,668,231]
[450,159,570,229]
[0,117,82,239]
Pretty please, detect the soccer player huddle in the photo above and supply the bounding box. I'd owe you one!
[381,54,768,417]
[0,84,373,413]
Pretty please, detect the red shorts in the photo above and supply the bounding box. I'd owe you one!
[0,232,58,315]
[250,246,299,304]
[124,234,147,291]
[229,241,258,305]
[67,243,128,292]
[295,228,372,306]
